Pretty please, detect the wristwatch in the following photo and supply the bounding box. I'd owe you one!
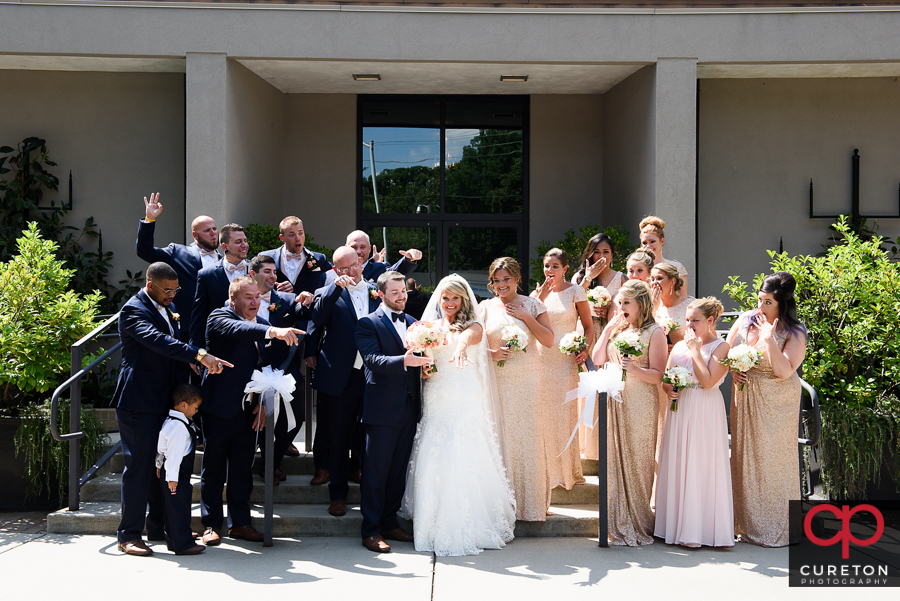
[195,348,207,363]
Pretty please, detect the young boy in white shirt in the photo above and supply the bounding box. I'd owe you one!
[156,383,205,555]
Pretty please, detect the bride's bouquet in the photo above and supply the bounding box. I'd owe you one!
[498,323,528,367]
[586,286,611,309]
[719,344,760,391]
[662,366,695,412]
[612,331,646,381]
[559,332,588,372]
[405,320,445,374]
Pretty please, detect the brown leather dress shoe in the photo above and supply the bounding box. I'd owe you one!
[229,525,264,542]
[118,539,153,556]
[286,443,301,457]
[201,527,221,546]
[310,469,329,485]
[362,535,391,553]
[275,468,287,481]
[175,544,206,556]
[381,528,414,543]
[328,499,346,517]
[348,469,362,485]
[258,470,281,485]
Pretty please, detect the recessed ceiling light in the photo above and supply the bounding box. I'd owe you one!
[500,75,528,82]
[353,74,381,81]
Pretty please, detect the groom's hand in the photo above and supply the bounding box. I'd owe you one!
[403,349,433,369]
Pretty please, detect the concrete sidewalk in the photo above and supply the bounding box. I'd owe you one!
[1,516,894,601]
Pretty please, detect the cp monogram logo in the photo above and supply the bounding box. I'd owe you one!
[804,504,885,559]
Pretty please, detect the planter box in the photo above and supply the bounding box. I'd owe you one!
[0,417,60,511]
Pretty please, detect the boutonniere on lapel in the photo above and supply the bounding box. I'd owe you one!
[170,312,181,323]
[306,257,320,271]
[268,299,282,313]
[369,289,379,301]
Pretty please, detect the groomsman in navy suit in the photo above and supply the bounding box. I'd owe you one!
[305,246,381,517]
[199,277,304,546]
[249,254,313,481]
[261,216,331,297]
[135,193,220,340]
[189,223,250,348]
[355,271,432,553]
[343,230,421,283]
[113,262,231,556]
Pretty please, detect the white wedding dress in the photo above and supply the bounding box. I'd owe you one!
[400,277,516,556]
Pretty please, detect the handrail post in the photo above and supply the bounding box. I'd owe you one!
[69,345,82,511]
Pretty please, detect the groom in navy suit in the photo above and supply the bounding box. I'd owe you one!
[305,246,380,517]
[113,262,231,556]
[354,271,432,553]
[135,193,220,340]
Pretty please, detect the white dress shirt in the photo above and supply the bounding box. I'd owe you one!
[224,259,248,283]
[381,303,408,339]
[156,410,193,482]
[347,281,369,369]
[257,290,273,322]
[190,242,220,270]
[149,297,174,336]
[280,246,306,285]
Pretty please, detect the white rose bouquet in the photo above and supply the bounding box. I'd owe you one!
[586,286,611,309]
[662,366,695,412]
[658,317,679,336]
[719,343,760,391]
[405,320,446,374]
[612,330,646,381]
[559,332,588,372]
[498,323,529,367]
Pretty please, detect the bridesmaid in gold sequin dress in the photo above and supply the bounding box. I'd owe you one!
[480,257,556,522]
[726,272,807,547]
[592,280,667,545]
[533,249,593,491]
[571,234,625,461]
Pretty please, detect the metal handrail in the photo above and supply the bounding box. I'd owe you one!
[48,312,120,511]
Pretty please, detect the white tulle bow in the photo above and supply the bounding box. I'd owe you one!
[558,362,625,457]
[242,366,298,432]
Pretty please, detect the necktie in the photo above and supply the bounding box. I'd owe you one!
[227,261,246,274]
[260,291,272,303]
[391,311,406,323]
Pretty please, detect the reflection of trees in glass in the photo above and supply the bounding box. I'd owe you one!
[368,227,437,286]
[361,129,523,215]
[448,228,517,272]
[446,129,523,214]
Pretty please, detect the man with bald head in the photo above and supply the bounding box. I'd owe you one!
[137,192,221,341]
[343,230,422,284]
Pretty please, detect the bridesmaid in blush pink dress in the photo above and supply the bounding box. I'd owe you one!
[655,297,734,548]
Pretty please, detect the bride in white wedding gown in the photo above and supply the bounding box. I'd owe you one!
[400,274,516,556]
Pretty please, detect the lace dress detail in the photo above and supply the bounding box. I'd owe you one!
[536,285,587,490]
[730,318,803,547]
[606,325,660,546]
[401,332,516,556]
[480,296,552,521]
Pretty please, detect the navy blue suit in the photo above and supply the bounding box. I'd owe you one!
[324,256,418,286]
[136,219,221,340]
[112,290,199,543]
[355,307,422,538]
[189,263,233,348]
[260,247,332,296]
[306,280,380,501]
[258,290,311,471]
[199,306,272,531]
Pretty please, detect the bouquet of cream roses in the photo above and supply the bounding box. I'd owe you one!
[498,323,529,367]
[559,332,588,372]
[586,286,611,309]
[658,317,679,336]
[719,343,760,391]
[612,331,646,381]
[662,366,695,412]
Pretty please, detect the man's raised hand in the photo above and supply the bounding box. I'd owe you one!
[144,193,163,221]
[399,249,423,262]
[372,245,387,263]
[270,327,305,346]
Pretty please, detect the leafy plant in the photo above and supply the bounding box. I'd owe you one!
[530,224,636,285]
[245,222,335,261]
[723,216,900,499]
[14,399,109,504]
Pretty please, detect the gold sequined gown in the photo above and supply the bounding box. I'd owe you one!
[730,321,802,547]
[573,270,625,461]
[535,285,587,491]
[480,296,551,522]
[607,325,661,545]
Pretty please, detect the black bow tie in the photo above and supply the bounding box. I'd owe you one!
[391,311,406,323]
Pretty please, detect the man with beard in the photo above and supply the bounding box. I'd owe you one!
[261,216,331,298]
[136,193,220,340]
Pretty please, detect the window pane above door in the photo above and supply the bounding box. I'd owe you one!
[362,127,440,215]
[445,129,524,215]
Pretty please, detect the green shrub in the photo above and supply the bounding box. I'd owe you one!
[530,224,636,285]
[245,222,335,262]
[723,216,900,499]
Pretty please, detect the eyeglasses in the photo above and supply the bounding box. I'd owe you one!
[334,264,360,275]
[150,282,182,295]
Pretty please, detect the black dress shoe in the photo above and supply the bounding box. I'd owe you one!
[175,544,206,555]
[285,443,301,457]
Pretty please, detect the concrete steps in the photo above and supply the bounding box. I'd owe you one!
[52,450,601,538]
